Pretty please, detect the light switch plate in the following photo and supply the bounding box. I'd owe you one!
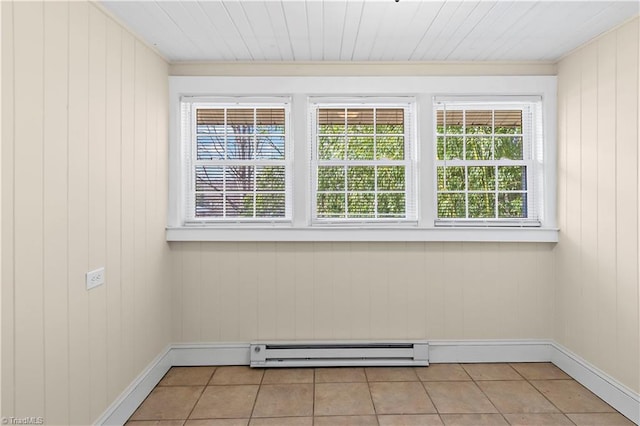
[86,267,105,290]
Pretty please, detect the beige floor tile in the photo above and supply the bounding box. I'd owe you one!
[159,367,216,386]
[252,384,313,417]
[378,414,444,425]
[503,413,575,425]
[530,380,615,413]
[477,380,559,413]
[315,367,367,383]
[365,367,419,382]
[440,414,508,425]
[185,420,248,426]
[369,382,437,415]
[314,415,378,425]
[567,412,636,425]
[415,365,471,382]
[509,363,571,380]
[130,386,204,421]
[248,417,312,426]
[126,422,186,426]
[190,385,259,419]
[262,368,313,384]
[314,382,375,416]
[209,367,264,385]
[423,382,498,414]
[461,364,522,381]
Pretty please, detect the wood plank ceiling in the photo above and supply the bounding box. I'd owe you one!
[101,0,639,62]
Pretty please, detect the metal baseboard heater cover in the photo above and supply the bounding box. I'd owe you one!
[250,341,429,368]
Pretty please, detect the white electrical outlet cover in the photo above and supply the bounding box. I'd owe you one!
[86,267,105,290]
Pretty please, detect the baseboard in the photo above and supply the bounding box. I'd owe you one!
[551,343,640,425]
[171,343,250,366]
[94,346,172,426]
[95,340,640,425]
[428,339,553,363]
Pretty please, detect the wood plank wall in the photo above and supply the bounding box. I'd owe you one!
[170,242,556,346]
[1,2,171,423]
[556,16,639,393]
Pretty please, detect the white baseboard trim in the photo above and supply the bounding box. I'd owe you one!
[94,346,172,426]
[95,340,640,426]
[551,342,640,425]
[428,339,553,363]
[171,343,250,366]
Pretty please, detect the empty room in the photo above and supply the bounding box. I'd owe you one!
[1,0,639,425]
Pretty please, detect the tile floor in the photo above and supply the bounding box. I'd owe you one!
[126,363,635,426]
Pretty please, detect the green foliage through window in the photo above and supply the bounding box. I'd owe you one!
[435,106,529,220]
[315,105,410,220]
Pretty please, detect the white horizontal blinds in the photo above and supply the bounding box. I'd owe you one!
[189,103,290,222]
[435,101,540,226]
[311,102,416,223]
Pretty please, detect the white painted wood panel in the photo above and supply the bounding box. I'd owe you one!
[1,2,171,423]
[256,242,277,340]
[280,1,310,61]
[275,243,296,340]
[198,1,252,61]
[105,17,124,402]
[580,45,599,366]
[101,0,639,62]
[322,1,347,61]
[338,0,365,61]
[595,30,618,375]
[13,1,45,417]
[172,242,556,343]
[1,0,16,415]
[68,3,92,422]
[556,16,640,393]
[42,2,70,423]
[241,2,282,61]
[613,18,639,392]
[88,6,109,419]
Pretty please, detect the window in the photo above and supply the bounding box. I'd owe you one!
[310,100,417,224]
[168,76,557,242]
[182,99,291,223]
[434,100,542,226]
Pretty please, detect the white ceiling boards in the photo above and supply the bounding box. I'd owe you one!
[101,0,639,63]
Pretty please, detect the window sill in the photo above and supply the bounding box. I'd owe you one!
[166,226,559,243]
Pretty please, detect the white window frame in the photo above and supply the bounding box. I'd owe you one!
[180,97,293,225]
[167,76,558,242]
[309,98,418,225]
[433,98,543,227]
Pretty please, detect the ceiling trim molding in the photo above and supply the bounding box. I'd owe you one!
[169,61,557,77]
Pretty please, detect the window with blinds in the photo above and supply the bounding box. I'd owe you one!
[185,101,291,222]
[310,100,417,223]
[434,100,542,226]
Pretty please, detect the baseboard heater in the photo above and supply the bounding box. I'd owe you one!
[249,341,429,368]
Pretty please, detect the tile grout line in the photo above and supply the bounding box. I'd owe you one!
[471,377,511,425]
[363,367,379,421]
[248,367,266,422]
[524,376,576,425]
[311,368,315,426]
[461,363,511,418]
[183,367,216,423]
[415,366,442,420]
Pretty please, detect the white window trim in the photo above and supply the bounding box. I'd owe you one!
[168,75,558,242]
[432,98,542,226]
[181,97,293,224]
